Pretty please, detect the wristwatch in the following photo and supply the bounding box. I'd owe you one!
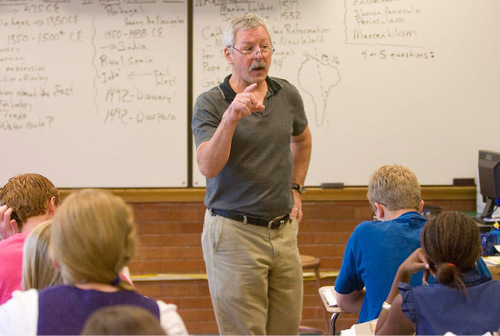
[291,183,306,195]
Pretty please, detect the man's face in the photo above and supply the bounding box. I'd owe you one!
[226,25,272,85]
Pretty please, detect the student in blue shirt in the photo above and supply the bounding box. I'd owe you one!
[335,165,428,323]
[376,211,500,335]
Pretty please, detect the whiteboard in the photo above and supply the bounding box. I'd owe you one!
[0,0,187,187]
[192,0,500,186]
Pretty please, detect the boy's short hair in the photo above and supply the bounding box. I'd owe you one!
[367,165,421,211]
[0,173,59,227]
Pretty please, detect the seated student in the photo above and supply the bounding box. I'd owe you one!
[81,305,167,335]
[0,189,188,336]
[335,165,491,324]
[0,173,59,304]
[375,211,500,335]
[334,165,428,323]
[22,220,62,290]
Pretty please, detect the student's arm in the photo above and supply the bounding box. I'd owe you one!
[157,300,189,336]
[375,248,428,335]
[0,289,38,335]
[336,288,365,314]
[290,126,312,222]
[196,83,264,178]
[334,227,365,314]
[375,294,414,335]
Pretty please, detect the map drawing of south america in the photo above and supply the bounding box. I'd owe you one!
[297,52,341,127]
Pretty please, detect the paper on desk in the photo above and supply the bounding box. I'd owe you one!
[340,325,356,336]
[340,319,377,336]
[483,256,500,265]
[357,319,377,336]
[320,287,338,307]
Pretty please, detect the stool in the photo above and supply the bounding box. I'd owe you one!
[301,255,329,333]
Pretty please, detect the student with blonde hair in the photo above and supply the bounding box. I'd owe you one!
[335,165,427,323]
[376,211,500,335]
[22,220,62,290]
[0,189,187,335]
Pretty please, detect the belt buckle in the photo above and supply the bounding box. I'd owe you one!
[268,215,287,229]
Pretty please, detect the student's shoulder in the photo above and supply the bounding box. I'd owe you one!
[0,231,29,246]
[0,289,38,334]
[345,221,382,246]
[1,289,38,312]
[487,279,500,289]
[353,220,383,234]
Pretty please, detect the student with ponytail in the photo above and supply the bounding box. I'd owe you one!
[375,211,500,335]
[0,189,188,335]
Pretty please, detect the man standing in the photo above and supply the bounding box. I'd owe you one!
[0,173,59,304]
[192,13,312,335]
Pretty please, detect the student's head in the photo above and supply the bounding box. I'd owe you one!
[50,189,136,290]
[0,173,59,229]
[81,305,166,335]
[367,165,422,211]
[22,219,62,290]
[421,211,482,291]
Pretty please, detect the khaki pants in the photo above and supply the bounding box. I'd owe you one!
[202,209,303,335]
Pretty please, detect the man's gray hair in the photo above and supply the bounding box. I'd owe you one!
[222,13,271,48]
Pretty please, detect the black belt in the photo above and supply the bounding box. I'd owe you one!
[210,209,290,229]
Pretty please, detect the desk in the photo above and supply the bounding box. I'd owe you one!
[483,256,500,280]
[318,286,347,335]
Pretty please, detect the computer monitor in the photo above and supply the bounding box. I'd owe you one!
[478,150,500,218]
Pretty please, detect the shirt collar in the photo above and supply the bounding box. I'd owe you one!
[392,211,427,228]
[395,211,427,221]
[218,74,282,102]
[462,266,492,286]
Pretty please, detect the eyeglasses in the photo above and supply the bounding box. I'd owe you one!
[231,45,275,58]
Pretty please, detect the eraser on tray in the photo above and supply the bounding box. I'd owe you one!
[321,182,344,189]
